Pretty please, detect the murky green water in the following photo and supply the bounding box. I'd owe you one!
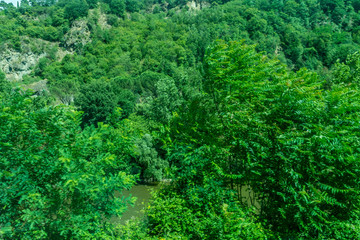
[112,182,260,225]
[112,183,161,224]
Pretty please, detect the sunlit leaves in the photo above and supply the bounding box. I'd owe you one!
[0,92,136,238]
[164,40,360,239]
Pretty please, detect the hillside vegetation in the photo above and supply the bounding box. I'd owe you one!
[1,0,360,239]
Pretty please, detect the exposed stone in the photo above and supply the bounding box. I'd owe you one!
[186,1,201,10]
[186,1,210,11]
[22,80,49,95]
[89,9,111,30]
[63,19,91,50]
[0,49,46,82]
[56,48,74,62]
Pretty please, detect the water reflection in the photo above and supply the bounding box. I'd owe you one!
[113,182,161,224]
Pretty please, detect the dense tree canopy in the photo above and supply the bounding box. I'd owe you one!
[2,0,360,239]
[0,91,136,238]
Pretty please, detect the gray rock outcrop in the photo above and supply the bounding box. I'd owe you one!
[0,49,46,82]
[63,19,91,50]
[22,79,49,94]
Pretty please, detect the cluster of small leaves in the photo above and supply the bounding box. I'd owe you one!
[157,41,360,239]
[0,91,136,239]
[204,40,360,238]
[0,70,11,94]
[134,134,168,181]
[142,146,271,239]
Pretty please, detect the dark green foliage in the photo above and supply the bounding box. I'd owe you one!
[50,77,79,105]
[110,77,137,117]
[125,0,142,12]
[87,0,99,8]
[146,41,360,239]
[0,71,10,94]
[51,8,68,27]
[75,79,118,125]
[192,40,360,238]
[144,145,271,239]
[63,0,89,21]
[3,1,360,239]
[110,0,125,17]
[138,71,165,95]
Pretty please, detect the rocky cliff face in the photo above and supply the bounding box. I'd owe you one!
[63,19,91,50]
[186,1,210,10]
[0,49,46,82]
[22,79,49,94]
[0,14,96,82]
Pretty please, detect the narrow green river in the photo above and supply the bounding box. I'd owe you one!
[112,183,161,224]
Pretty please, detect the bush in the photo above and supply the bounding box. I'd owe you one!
[0,91,136,239]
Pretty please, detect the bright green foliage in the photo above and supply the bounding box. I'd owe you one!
[0,92,136,239]
[13,0,360,130]
[150,77,182,123]
[0,71,10,94]
[145,147,271,239]
[159,41,360,239]
[134,134,168,181]
[3,0,360,239]
[203,40,360,238]
[332,51,360,85]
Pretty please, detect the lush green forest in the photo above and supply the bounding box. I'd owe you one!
[2,0,360,239]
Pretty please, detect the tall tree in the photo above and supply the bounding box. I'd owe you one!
[75,79,118,126]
